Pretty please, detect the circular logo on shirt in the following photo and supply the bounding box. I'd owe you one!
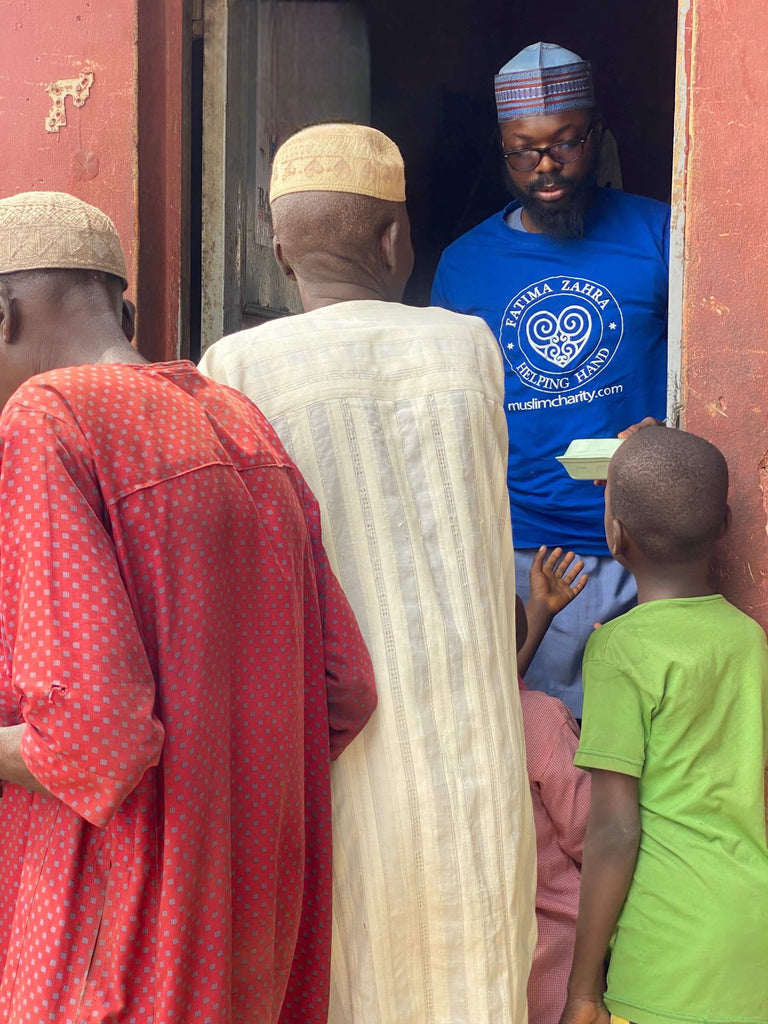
[499,276,624,394]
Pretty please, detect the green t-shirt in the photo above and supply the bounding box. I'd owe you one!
[576,596,768,1024]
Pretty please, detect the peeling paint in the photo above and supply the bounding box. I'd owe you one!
[760,452,768,537]
[714,395,728,415]
[704,400,728,418]
[45,70,94,133]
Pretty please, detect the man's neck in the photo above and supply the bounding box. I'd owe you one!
[95,342,147,365]
[35,317,144,374]
[298,280,392,313]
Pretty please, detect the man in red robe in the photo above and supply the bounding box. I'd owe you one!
[0,191,376,1023]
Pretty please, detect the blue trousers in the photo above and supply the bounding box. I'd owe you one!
[514,547,636,717]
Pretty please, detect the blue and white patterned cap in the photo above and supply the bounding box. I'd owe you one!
[495,42,594,123]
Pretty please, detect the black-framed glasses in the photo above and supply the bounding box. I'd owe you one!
[502,126,596,172]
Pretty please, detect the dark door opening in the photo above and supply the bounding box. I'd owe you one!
[199,0,677,344]
[362,0,678,304]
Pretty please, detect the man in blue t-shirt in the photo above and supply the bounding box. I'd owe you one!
[432,42,669,716]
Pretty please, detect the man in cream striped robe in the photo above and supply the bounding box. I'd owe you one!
[199,124,536,1023]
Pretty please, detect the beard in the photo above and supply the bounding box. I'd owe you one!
[506,158,599,240]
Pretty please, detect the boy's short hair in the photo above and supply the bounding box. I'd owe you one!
[608,426,728,564]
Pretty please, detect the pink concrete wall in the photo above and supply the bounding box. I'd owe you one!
[681,1,768,623]
[0,1,139,300]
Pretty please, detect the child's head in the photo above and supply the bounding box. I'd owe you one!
[606,426,728,566]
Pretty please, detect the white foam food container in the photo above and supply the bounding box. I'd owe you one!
[556,437,624,480]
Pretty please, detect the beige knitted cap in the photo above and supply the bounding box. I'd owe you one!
[270,123,406,204]
[0,191,127,286]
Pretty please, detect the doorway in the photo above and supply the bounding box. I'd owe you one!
[197,0,678,351]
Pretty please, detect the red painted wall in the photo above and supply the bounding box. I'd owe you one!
[681,0,768,623]
[0,0,187,360]
[0,0,139,299]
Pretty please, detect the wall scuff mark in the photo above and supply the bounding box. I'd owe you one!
[71,150,99,181]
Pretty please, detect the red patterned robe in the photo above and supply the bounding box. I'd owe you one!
[0,361,376,1023]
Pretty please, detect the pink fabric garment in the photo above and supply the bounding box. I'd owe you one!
[519,681,591,1024]
[0,362,376,1024]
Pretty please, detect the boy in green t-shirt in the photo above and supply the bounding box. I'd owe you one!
[560,427,768,1024]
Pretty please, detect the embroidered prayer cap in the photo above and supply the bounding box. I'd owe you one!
[270,123,406,204]
[0,191,127,286]
[495,42,594,123]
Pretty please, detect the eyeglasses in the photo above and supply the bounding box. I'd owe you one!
[502,126,596,172]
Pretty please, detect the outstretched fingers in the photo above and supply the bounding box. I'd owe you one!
[543,546,564,573]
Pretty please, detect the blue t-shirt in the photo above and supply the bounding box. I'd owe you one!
[432,188,669,554]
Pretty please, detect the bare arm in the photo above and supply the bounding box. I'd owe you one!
[559,769,641,1024]
[518,599,555,678]
[0,724,54,797]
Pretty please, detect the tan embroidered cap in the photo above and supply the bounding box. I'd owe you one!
[270,123,406,204]
[0,191,127,285]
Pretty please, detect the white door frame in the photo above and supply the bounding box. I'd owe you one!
[200,0,229,355]
[667,0,690,426]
